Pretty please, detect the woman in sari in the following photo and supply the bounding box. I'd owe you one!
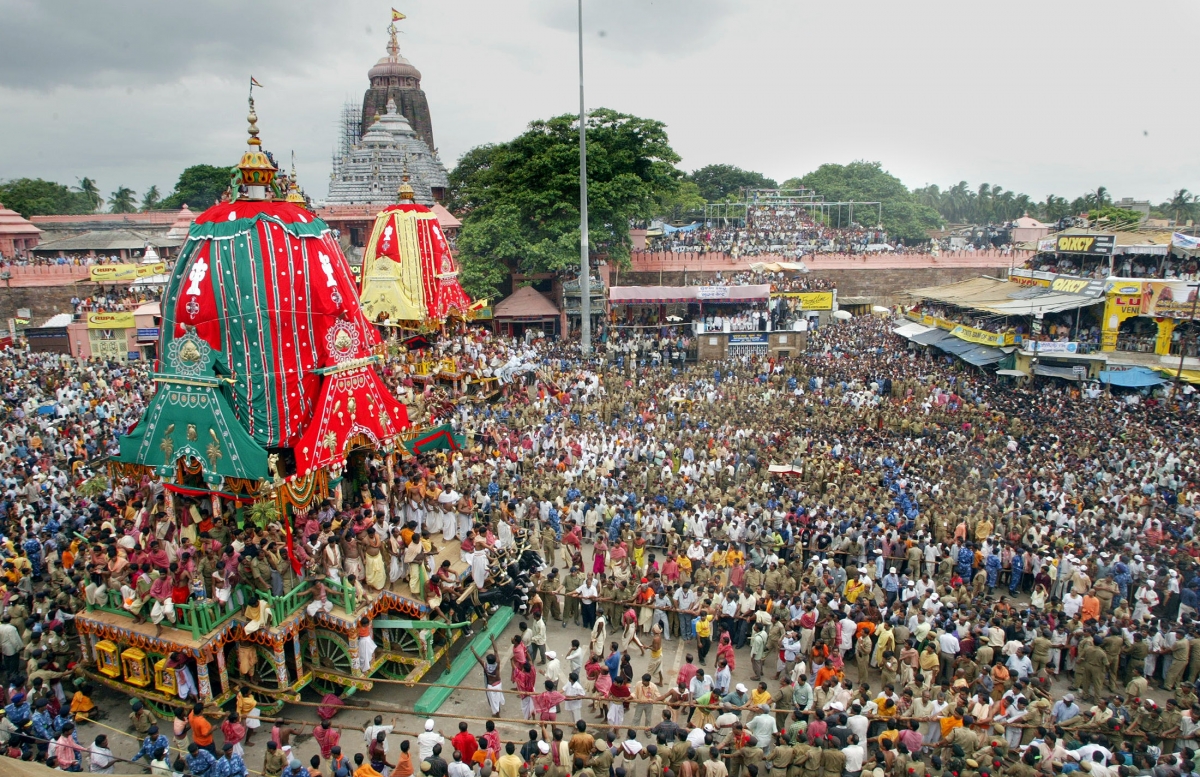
[591,538,608,576]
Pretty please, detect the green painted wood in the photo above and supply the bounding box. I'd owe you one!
[373,619,471,630]
[412,606,514,715]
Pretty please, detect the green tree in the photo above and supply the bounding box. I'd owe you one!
[1042,195,1071,221]
[784,161,941,242]
[0,178,93,217]
[451,108,685,280]
[140,185,162,211]
[1087,205,1142,228]
[160,164,235,210]
[108,186,137,213]
[455,201,524,301]
[1168,189,1196,225]
[75,177,103,212]
[686,164,777,202]
[655,179,705,223]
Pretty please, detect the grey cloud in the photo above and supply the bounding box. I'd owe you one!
[0,0,331,89]
[531,0,735,55]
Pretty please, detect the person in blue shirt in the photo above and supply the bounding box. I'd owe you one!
[5,693,31,730]
[133,725,169,765]
[605,643,621,682]
[1009,552,1025,595]
[282,759,311,777]
[215,742,248,777]
[30,698,54,757]
[186,744,219,777]
[985,551,1002,590]
[955,544,974,580]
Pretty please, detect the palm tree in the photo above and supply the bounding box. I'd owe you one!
[108,186,137,214]
[140,185,162,211]
[75,177,102,211]
[1094,186,1111,208]
[915,184,941,211]
[1042,195,1070,221]
[1014,194,1033,219]
[945,181,970,223]
[1169,189,1196,225]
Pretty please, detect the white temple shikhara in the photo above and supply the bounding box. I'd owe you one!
[326,98,449,206]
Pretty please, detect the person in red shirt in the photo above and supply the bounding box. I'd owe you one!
[451,722,477,765]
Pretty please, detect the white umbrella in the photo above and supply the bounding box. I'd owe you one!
[833,310,853,320]
[872,305,889,313]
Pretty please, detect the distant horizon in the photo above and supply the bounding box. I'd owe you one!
[1,1,1197,206]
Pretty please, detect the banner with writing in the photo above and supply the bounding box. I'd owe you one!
[89,262,167,282]
[86,312,136,329]
[775,291,834,310]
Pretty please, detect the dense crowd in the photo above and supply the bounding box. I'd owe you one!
[1024,254,1200,282]
[70,289,162,316]
[1,254,149,269]
[646,209,895,259]
[1,313,1200,777]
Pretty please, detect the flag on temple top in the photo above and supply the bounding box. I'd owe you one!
[250,76,264,88]
[391,8,405,20]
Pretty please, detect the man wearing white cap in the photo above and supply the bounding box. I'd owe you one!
[417,720,444,762]
[544,651,564,689]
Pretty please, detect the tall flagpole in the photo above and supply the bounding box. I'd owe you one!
[577,0,591,356]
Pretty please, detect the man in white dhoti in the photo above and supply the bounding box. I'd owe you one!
[471,548,489,592]
[471,643,505,716]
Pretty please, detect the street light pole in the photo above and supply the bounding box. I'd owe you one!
[1175,282,1200,401]
[577,0,591,356]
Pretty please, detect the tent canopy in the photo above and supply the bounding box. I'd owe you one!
[1098,367,1165,387]
[1034,364,1086,381]
[911,328,954,346]
[404,423,465,454]
[907,276,1102,315]
[893,322,933,339]
[959,345,1006,366]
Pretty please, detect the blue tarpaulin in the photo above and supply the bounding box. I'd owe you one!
[911,328,953,346]
[1098,366,1165,388]
[959,345,1006,367]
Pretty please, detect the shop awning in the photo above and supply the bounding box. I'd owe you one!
[608,284,771,305]
[959,345,1006,366]
[911,328,953,346]
[907,276,1102,316]
[893,322,933,339]
[935,337,976,355]
[1033,364,1086,380]
[608,286,696,304]
[1098,367,1165,387]
[1160,368,1200,385]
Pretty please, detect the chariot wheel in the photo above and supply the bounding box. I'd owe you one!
[374,624,426,681]
[143,698,183,720]
[309,631,354,695]
[249,646,286,714]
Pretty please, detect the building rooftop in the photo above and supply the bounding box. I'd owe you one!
[33,228,184,253]
[0,204,43,237]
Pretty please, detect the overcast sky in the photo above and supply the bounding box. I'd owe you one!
[2,0,1198,207]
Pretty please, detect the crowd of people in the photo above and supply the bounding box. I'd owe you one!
[70,288,162,317]
[1023,253,1200,283]
[645,209,895,260]
[0,254,154,269]
[0,310,1199,777]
